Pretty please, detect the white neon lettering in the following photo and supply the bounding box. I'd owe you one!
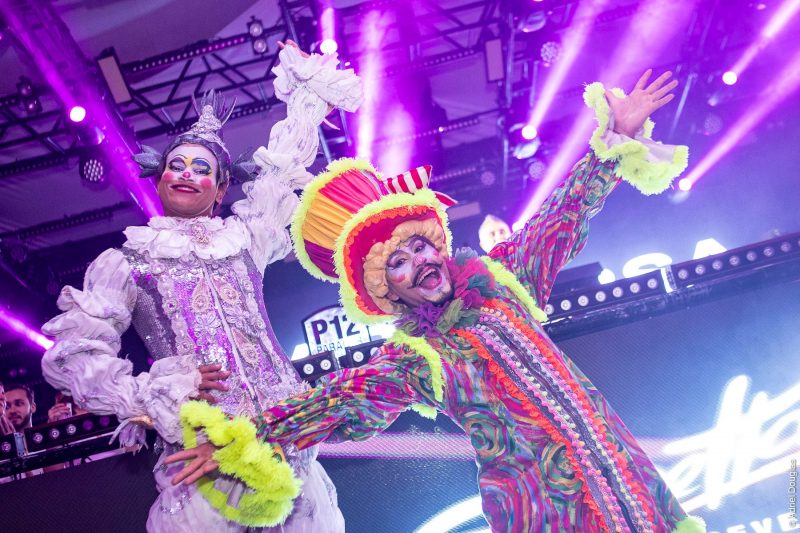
[693,238,727,259]
[658,376,800,511]
[622,252,673,278]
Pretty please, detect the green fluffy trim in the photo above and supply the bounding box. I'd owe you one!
[290,157,379,283]
[672,516,707,533]
[180,401,302,527]
[333,188,454,325]
[410,403,438,420]
[482,257,549,322]
[583,81,689,195]
[389,329,445,403]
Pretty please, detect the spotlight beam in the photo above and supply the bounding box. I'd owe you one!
[517,0,689,225]
[526,0,613,132]
[356,10,390,161]
[682,44,800,188]
[730,0,800,77]
[0,306,53,351]
[0,1,161,218]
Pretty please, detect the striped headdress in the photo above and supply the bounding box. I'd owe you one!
[291,158,455,324]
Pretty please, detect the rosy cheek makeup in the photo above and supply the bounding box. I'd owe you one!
[161,171,176,182]
[199,177,215,190]
[388,272,408,284]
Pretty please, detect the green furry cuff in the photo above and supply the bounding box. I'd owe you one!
[583,81,689,195]
[180,401,302,527]
[410,402,439,420]
[672,515,707,533]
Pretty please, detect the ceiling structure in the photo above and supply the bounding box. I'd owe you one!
[1,0,798,350]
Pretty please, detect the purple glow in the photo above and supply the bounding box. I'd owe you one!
[729,0,800,78]
[521,124,538,140]
[0,307,54,351]
[0,5,161,218]
[320,38,338,55]
[678,178,692,191]
[517,0,688,226]
[377,106,413,175]
[526,0,612,132]
[682,45,800,189]
[69,105,87,123]
[356,11,390,160]
[320,6,335,41]
[722,71,738,86]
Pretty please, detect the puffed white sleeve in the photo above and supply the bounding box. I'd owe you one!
[231,45,363,273]
[41,248,201,445]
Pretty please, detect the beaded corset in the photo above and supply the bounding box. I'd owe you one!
[121,246,306,419]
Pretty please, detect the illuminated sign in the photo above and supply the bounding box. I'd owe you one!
[412,375,800,532]
[302,305,373,357]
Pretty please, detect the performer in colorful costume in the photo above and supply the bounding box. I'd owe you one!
[40,43,362,531]
[170,71,706,532]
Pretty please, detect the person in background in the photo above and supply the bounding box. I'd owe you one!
[478,214,512,253]
[4,383,36,432]
[47,392,88,423]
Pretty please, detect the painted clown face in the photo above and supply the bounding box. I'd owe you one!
[157,144,227,218]
[385,235,453,308]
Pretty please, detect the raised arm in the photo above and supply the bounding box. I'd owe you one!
[489,69,688,307]
[231,43,363,273]
[41,249,201,445]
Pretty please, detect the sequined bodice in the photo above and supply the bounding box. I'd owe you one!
[122,247,306,418]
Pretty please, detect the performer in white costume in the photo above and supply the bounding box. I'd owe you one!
[41,42,362,532]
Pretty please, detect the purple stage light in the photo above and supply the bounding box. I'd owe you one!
[356,10,390,161]
[521,124,538,140]
[517,0,689,226]
[68,105,87,123]
[320,5,337,55]
[0,3,161,219]
[729,0,800,79]
[678,178,692,192]
[0,306,53,351]
[526,0,612,132]
[722,71,738,86]
[682,45,800,189]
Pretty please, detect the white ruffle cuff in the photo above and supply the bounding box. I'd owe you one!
[583,82,689,195]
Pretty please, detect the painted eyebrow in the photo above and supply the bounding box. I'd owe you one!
[191,158,211,167]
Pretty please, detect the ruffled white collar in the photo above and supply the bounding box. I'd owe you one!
[123,216,251,260]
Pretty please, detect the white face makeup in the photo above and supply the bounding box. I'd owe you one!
[157,144,226,218]
[385,236,453,308]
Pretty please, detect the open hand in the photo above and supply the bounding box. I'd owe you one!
[165,441,220,485]
[191,364,230,404]
[606,69,678,138]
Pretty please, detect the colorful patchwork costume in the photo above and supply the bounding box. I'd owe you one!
[181,84,706,532]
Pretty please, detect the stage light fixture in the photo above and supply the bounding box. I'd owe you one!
[291,350,339,384]
[248,16,264,38]
[68,105,87,123]
[540,40,562,65]
[97,48,132,104]
[320,38,338,54]
[16,76,42,115]
[544,269,667,322]
[521,124,538,140]
[518,10,547,33]
[343,340,384,369]
[525,158,546,180]
[722,71,738,85]
[24,413,119,453]
[670,232,800,289]
[78,145,110,188]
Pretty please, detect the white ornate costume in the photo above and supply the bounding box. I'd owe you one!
[41,46,362,532]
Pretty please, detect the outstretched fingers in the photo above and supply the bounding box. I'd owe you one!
[633,69,653,91]
[651,79,679,100]
[645,71,673,94]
